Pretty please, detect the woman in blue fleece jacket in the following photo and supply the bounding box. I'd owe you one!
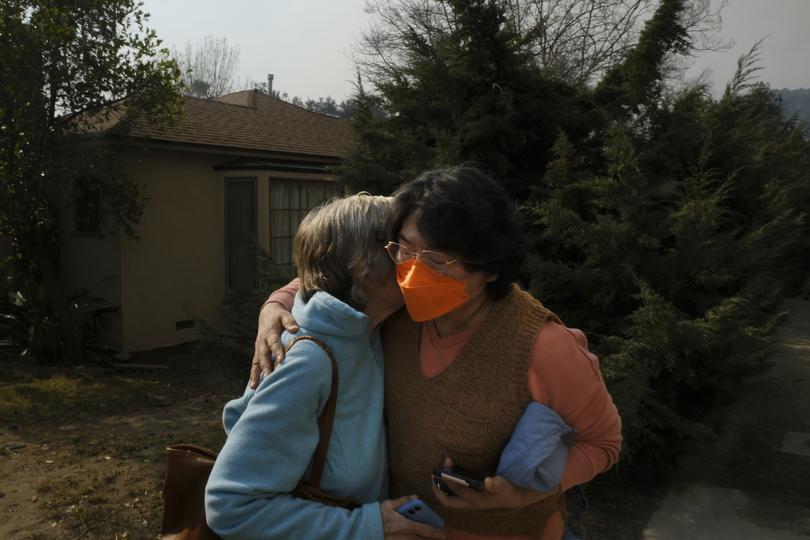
[204,194,444,540]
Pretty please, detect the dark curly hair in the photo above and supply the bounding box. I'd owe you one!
[387,166,526,299]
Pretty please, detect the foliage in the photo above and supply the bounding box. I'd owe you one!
[360,0,727,86]
[302,96,356,118]
[776,87,810,133]
[247,78,357,118]
[0,0,183,363]
[253,83,358,118]
[343,0,598,197]
[172,34,240,99]
[341,0,810,475]
[530,40,810,472]
[197,248,291,361]
[0,257,63,360]
[594,0,690,117]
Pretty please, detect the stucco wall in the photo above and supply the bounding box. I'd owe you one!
[61,207,123,350]
[62,145,341,353]
[118,147,227,352]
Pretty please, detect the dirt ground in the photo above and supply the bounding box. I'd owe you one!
[1,299,807,539]
[0,345,245,540]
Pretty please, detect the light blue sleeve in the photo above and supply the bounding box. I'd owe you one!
[221,383,253,436]
[496,402,575,491]
[205,340,384,540]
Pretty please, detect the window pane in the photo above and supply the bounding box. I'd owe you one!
[304,184,321,208]
[228,182,254,236]
[289,183,300,210]
[280,238,291,266]
[270,183,285,210]
[271,236,291,267]
[271,239,286,266]
[272,210,290,237]
[226,179,257,291]
[268,181,341,278]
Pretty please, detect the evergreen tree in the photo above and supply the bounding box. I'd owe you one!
[594,0,690,118]
[342,0,595,199]
[527,43,810,471]
[342,0,810,474]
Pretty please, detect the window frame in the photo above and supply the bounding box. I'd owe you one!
[268,180,340,276]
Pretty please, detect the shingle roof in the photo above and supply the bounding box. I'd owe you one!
[88,90,352,159]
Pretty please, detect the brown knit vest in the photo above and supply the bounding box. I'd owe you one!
[383,285,565,536]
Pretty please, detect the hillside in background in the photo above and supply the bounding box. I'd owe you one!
[778,88,810,128]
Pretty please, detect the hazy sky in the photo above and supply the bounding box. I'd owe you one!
[686,0,810,94]
[141,0,810,101]
[143,0,371,100]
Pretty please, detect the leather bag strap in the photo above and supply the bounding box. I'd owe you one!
[284,335,338,488]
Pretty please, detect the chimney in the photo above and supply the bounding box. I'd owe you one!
[267,74,274,95]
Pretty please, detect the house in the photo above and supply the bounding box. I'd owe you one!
[65,90,350,352]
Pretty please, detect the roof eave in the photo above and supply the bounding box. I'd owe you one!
[92,132,348,162]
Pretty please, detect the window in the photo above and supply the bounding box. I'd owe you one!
[270,181,340,275]
[225,178,257,292]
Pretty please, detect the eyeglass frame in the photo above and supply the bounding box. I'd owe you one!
[383,241,460,273]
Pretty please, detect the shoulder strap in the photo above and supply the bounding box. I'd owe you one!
[284,335,338,488]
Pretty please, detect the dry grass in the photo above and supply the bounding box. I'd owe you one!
[0,344,243,539]
[0,373,165,426]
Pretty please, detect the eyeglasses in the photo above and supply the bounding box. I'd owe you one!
[384,241,458,274]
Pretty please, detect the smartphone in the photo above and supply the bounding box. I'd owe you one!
[396,498,444,528]
[432,466,485,491]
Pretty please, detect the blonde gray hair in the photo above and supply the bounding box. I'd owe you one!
[294,193,393,310]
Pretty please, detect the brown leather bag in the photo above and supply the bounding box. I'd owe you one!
[160,335,360,540]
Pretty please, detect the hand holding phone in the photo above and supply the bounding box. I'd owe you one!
[432,466,485,494]
[396,498,444,528]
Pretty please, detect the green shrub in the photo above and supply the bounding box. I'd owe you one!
[525,77,808,475]
[197,248,291,361]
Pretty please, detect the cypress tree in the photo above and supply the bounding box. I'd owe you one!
[341,0,810,475]
[341,0,594,199]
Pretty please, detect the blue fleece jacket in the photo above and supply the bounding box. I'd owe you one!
[205,291,387,540]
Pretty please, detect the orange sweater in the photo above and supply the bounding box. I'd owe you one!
[268,282,622,540]
[420,320,622,540]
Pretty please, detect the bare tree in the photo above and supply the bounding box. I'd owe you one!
[358,0,458,86]
[173,35,240,99]
[358,0,729,88]
[509,0,656,83]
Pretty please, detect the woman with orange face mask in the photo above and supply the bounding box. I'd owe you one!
[252,166,622,540]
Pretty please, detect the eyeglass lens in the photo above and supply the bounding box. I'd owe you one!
[386,242,453,270]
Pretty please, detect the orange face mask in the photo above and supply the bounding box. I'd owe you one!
[396,258,469,322]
